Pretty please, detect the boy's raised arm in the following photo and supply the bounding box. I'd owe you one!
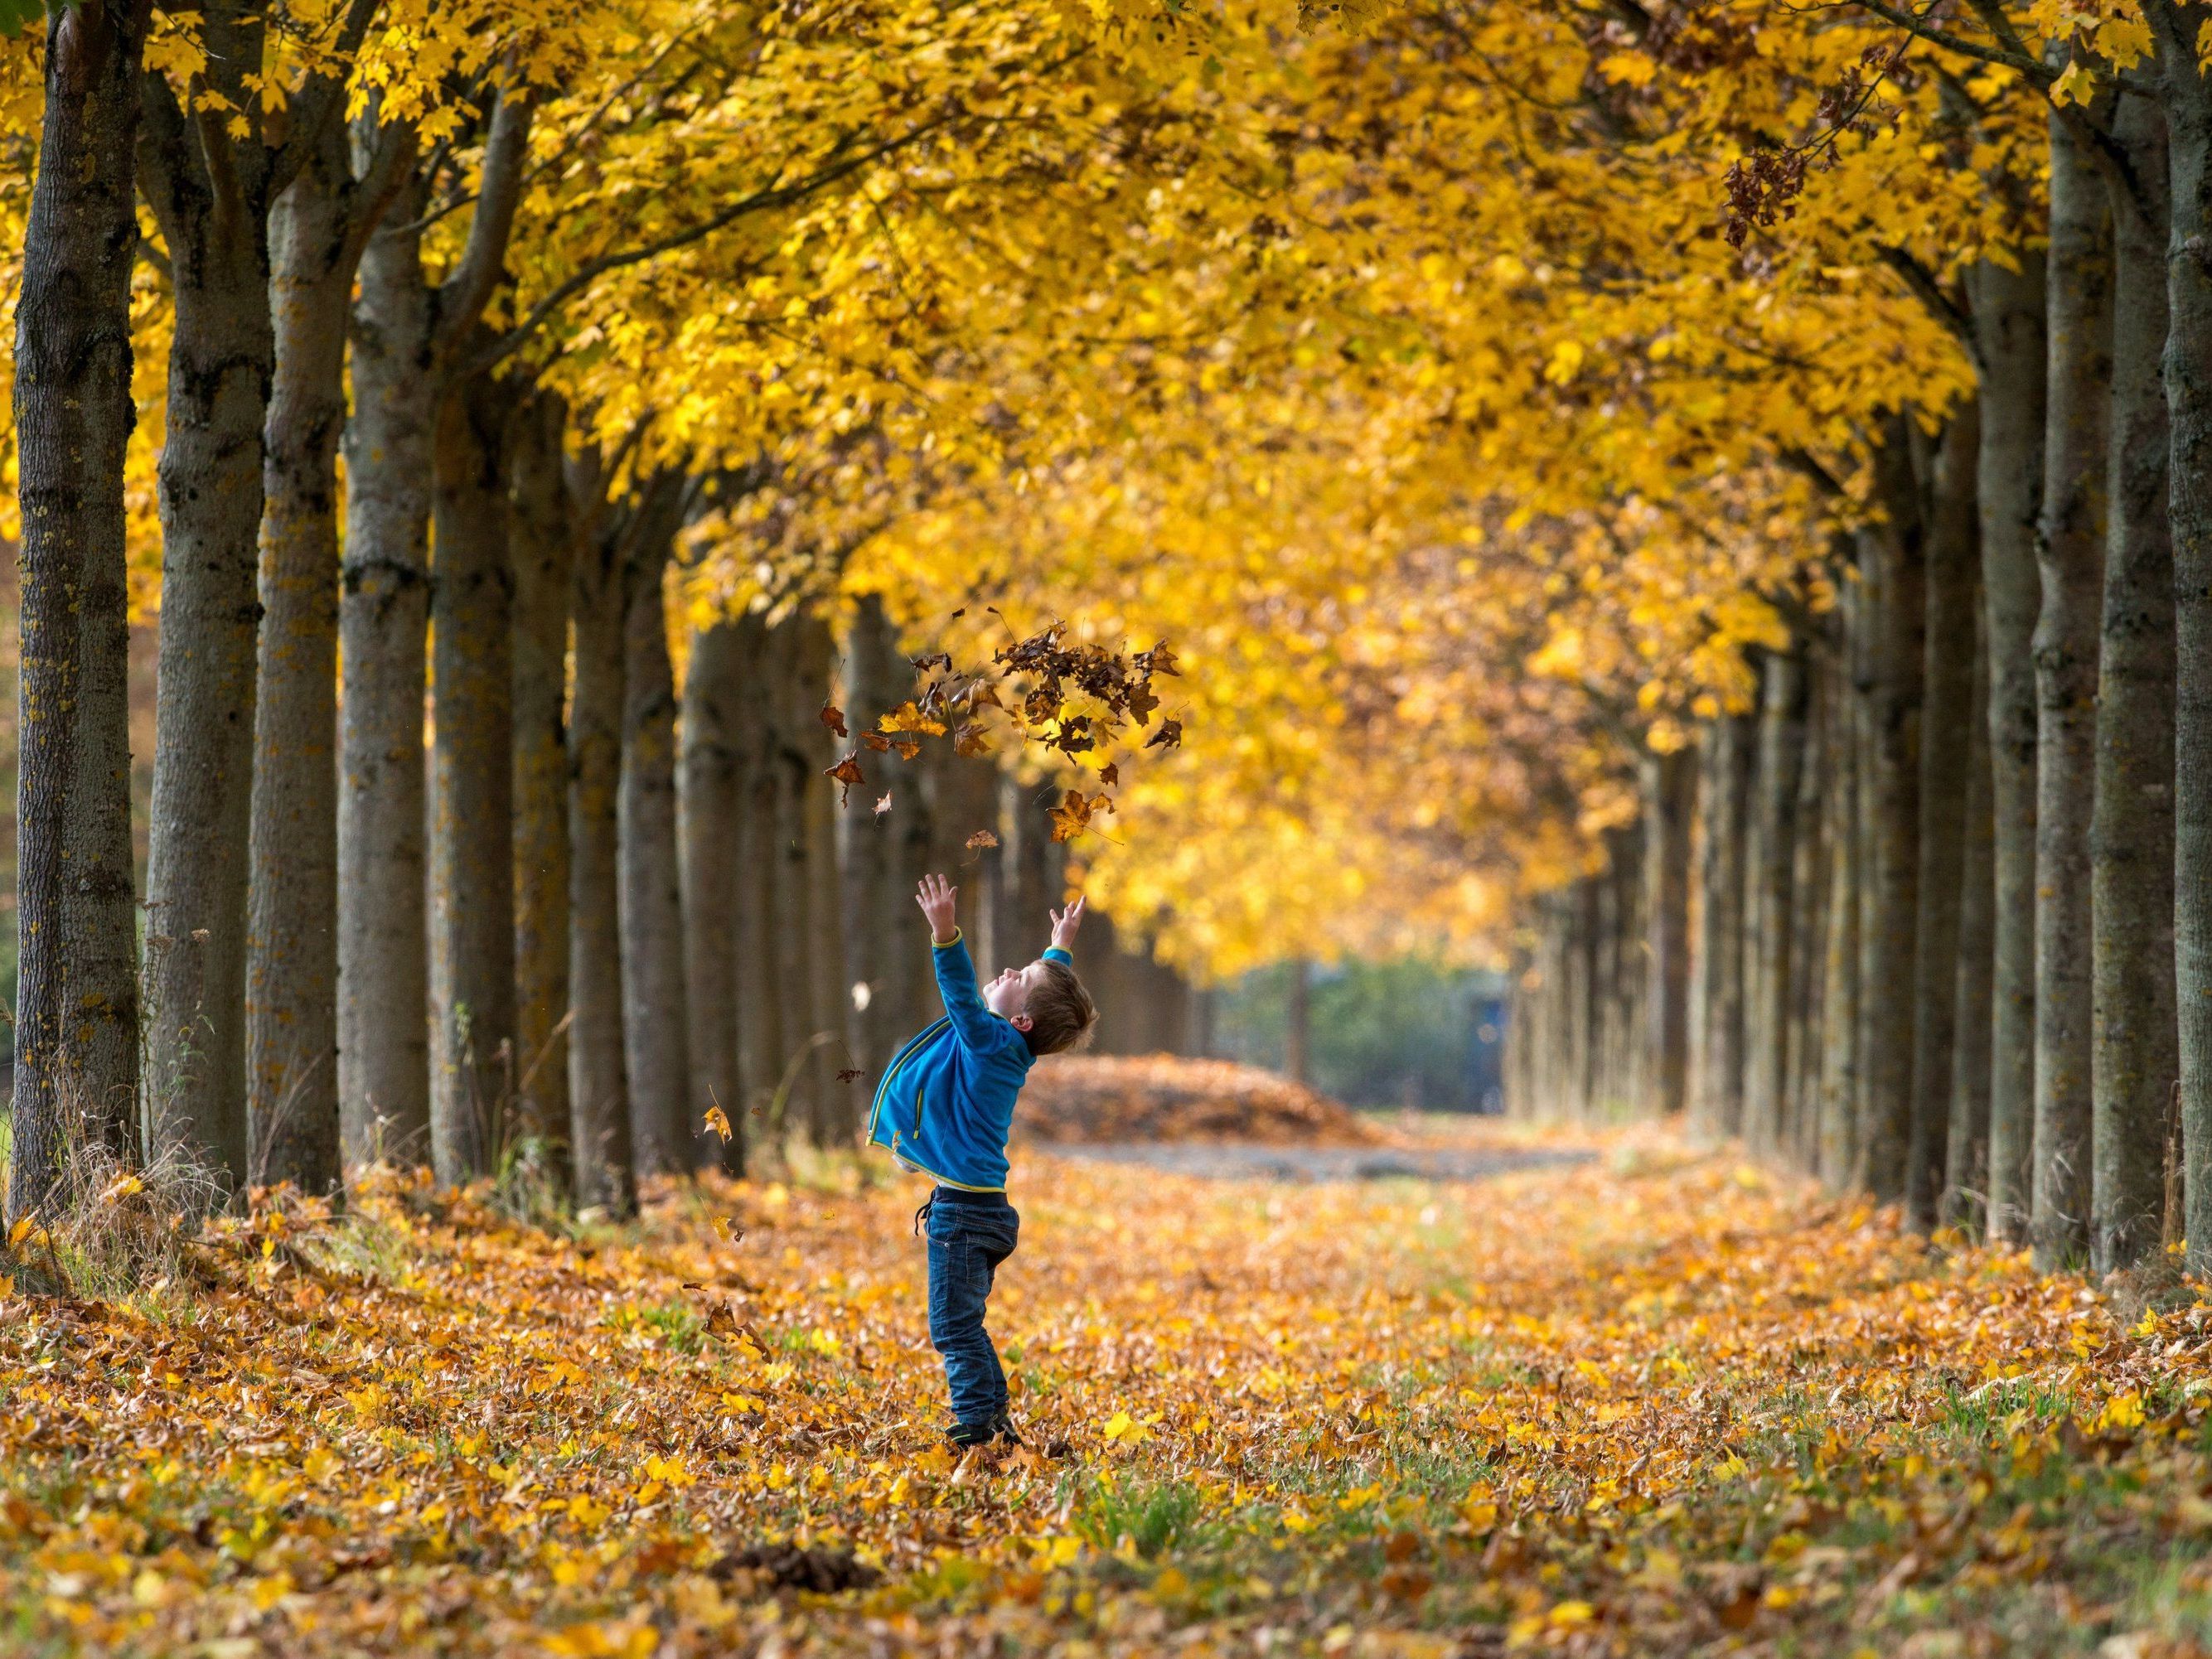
[917,874,1004,1051]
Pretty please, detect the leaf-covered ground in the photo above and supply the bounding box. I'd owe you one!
[7,1126,2212,1657]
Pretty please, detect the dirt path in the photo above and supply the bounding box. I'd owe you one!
[1024,1140,1595,1183]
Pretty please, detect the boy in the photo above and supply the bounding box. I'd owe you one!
[869,873,1096,1449]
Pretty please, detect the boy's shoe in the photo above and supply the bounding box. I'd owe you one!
[946,1412,1023,1451]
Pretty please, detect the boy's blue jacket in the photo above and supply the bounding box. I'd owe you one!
[867,932,1072,1191]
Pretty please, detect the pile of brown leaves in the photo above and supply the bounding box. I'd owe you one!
[1014,1055,1389,1146]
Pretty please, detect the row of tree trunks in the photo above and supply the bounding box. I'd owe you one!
[1512,293,2188,1270]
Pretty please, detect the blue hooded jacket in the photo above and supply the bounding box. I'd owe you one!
[866,931,1072,1191]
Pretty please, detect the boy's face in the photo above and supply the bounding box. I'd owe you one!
[984,960,1050,1033]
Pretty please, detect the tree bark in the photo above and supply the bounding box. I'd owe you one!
[767,618,820,1137]
[1817,646,1862,1185]
[2031,111,2114,1266]
[428,370,516,1185]
[9,0,151,1221]
[338,89,532,1171]
[1968,252,2049,1244]
[508,393,573,1192]
[1698,716,1754,1137]
[136,8,280,1189]
[2091,91,2178,1274]
[565,462,634,1218]
[337,178,436,1169]
[840,597,902,1073]
[245,117,349,1193]
[1640,746,1696,1117]
[1906,405,1982,1229]
[619,483,693,1175]
[1854,427,1928,1201]
[681,617,743,1174]
[1745,653,1806,1155]
[1944,608,1997,1231]
[732,612,785,1120]
[795,616,857,1139]
[2147,0,2212,1274]
[1785,656,1831,1168]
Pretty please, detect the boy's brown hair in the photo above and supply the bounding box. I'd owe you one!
[1024,959,1097,1057]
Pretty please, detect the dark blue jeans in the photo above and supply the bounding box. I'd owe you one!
[924,1188,1019,1431]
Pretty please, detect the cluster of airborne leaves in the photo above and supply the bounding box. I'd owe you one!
[821,620,1181,839]
[4,1134,2212,1655]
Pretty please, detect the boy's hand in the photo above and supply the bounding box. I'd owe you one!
[917,873,960,944]
[1049,892,1087,951]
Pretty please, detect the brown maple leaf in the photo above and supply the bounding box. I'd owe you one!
[954,723,993,757]
[1146,718,1183,750]
[1099,762,1120,787]
[820,700,848,738]
[1048,789,1093,844]
[836,1067,865,1084]
[825,752,866,805]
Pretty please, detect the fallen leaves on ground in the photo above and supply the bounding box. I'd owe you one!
[1015,1054,1390,1146]
[5,1130,2212,1654]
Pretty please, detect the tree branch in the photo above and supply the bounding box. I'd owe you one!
[432,80,535,360]
[1876,244,1977,353]
[269,0,384,200]
[461,118,955,380]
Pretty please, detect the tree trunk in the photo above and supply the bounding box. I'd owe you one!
[1906,405,1982,1228]
[1855,428,1928,1201]
[1640,746,1695,1117]
[337,90,532,1173]
[1698,716,1754,1136]
[1745,653,1806,1154]
[1969,251,2049,1244]
[840,597,901,1073]
[9,0,150,1220]
[766,619,820,1137]
[1785,655,1832,1168]
[2031,112,2114,1266]
[1817,648,1862,1185]
[1285,957,1312,1086]
[246,122,350,1194]
[795,616,856,1139]
[1944,609,1997,1231]
[566,468,634,1217]
[427,370,515,1185]
[2091,93,2178,1274]
[2147,0,2212,1274]
[137,14,279,1190]
[508,393,573,1192]
[619,484,692,1175]
[732,612,785,1120]
[681,617,743,1174]
[338,191,436,1168]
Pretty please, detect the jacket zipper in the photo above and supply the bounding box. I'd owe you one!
[874,1016,948,1136]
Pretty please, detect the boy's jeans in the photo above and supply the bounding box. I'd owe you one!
[923,1187,1020,1431]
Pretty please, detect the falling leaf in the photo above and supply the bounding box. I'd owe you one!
[880,701,947,738]
[890,734,923,761]
[861,730,893,753]
[703,1105,733,1142]
[837,1068,865,1084]
[825,752,866,805]
[874,793,893,815]
[966,830,1000,850]
[1049,789,1094,844]
[954,723,993,757]
[908,651,953,675]
[950,607,966,619]
[820,701,848,739]
[1099,762,1119,787]
[1146,718,1184,750]
[710,1215,743,1244]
